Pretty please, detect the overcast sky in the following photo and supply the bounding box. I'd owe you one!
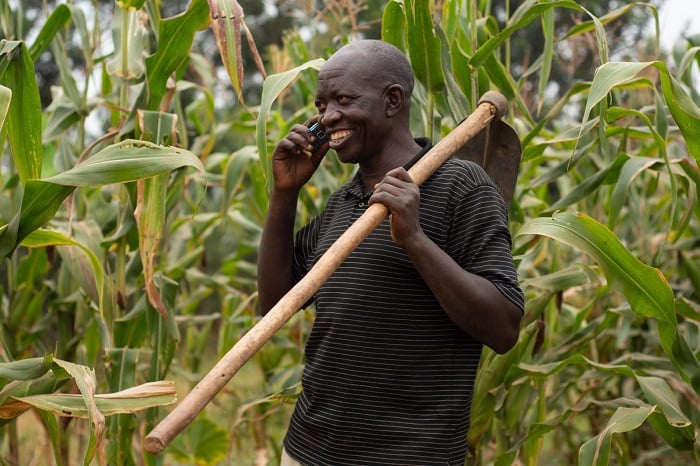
[657,0,700,47]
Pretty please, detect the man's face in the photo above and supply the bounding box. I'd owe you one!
[315,50,390,165]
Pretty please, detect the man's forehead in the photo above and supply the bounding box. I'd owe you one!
[318,64,348,79]
[318,65,374,89]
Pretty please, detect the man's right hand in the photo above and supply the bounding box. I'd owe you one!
[271,120,329,192]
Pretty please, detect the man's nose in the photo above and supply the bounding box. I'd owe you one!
[320,105,341,127]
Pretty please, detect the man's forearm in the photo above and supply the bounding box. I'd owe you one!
[257,189,300,315]
[402,232,522,354]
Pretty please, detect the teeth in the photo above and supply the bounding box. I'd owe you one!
[330,130,351,141]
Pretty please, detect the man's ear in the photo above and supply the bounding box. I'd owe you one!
[384,84,405,117]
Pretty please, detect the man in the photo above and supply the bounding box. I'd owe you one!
[257,39,524,465]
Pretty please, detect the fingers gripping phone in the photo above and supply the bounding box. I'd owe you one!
[308,122,329,151]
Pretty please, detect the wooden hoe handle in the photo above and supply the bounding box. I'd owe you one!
[144,91,508,455]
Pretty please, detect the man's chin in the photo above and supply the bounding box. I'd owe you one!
[334,149,353,164]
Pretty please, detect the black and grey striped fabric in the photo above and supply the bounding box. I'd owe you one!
[285,139,524,465]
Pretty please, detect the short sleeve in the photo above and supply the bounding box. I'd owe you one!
[446,179,524,311]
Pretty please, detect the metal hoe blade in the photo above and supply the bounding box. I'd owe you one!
[452,118,521,205]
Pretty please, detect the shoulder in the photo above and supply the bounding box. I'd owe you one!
[421,158,509,221]
[429,157,498,194]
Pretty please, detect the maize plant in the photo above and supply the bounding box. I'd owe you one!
[0,1,699,465]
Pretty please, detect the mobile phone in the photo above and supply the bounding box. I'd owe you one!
[308,122,329,151]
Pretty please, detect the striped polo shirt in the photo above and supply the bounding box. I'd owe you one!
[285,139,524,465]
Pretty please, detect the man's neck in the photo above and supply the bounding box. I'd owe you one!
[358,136,423,192]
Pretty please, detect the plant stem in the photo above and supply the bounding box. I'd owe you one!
[119,7,129,124]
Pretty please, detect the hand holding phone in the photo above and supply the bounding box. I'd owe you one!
[308,122,329,151]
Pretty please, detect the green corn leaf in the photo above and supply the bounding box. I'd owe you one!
[48,358,102,466]
[135,111,179,318]
[404,0,444,94]
[579,406,655,466]
[137,174,169,318]
[69,4,91,62]
[0,355,173,435]
[0,375,65,419]
[636,376,695,451]
[678,252,700,302]
[439,0,463,42]
[582,61,700,162]
[656,65,700,161]
[0,40,43,183]
[105,348,139,392]
[521,264,596,292]
[144,0,209,110]
[208,0,245,100]
[0,358,50,382]
[27,4,71,61]
[106,7,148,80]
[676,306,700,377]
[36,410,62,466]
[146,276,181,385]
[256,58,325,181]
[381,0,406,51]
[0,84,11,129]
[50,35,83,110]
[468,321,541,447]
[448,26,474,107]
[471,1,584,67]
[513,354,641,384]
[169,417,229,465]
[137,109,178,145]
[583,83,687,240]
[608,155,664,227]
[545,153,628,213]
[581,62,652,137]
[497,395,655,465]
[677,46,700,92]
[482,53,518,102]
[538,7,554,115]
[435,24,469,122]
[43,140,204,186]
[0,182,75,259]
[562,2,659,43]
[22,228,105,318]
[519,212,675,322]
[43,95,85,141]
[0,140,204,258]
[503,380,538,431]
[13,381,176,417]
[508,356,697,451]
[117,0,148,9]
[518,212,700,390]
[224,145,258,210]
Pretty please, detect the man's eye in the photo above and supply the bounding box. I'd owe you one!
[337,95,351,104]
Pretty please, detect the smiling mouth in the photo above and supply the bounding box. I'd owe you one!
[330,129,352,143]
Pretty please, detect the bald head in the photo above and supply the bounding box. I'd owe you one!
[325,40,415,99]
